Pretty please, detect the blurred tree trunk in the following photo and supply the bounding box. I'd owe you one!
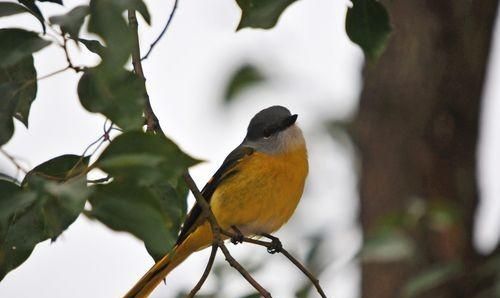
[352,1,499,298]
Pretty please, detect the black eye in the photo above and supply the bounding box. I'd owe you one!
[263,129,272,138]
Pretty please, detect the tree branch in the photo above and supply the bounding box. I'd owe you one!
[221,230,328,298]
[141,0,178,61]
[188,243,218,298]
[61,36,83,72]
[183,173,272,298]
[0,148,28,174]
[127,9,164,134]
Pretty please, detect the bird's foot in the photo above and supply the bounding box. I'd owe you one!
[230,226,244,245]
[262,233,282,254]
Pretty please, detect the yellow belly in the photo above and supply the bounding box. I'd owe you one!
[210,146,308,235]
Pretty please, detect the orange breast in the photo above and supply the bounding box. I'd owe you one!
[210,145,308,235]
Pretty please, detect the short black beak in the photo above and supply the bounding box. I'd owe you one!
[282,114,298,128]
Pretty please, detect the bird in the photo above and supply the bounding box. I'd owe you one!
[124,105,309,297]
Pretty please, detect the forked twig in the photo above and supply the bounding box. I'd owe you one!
[141,0,179,61]
[221,230,328,298]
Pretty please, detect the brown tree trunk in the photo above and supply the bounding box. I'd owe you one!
[352,1,499,297]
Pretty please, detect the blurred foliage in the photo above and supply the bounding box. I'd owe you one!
[49,5,89,40]
[224,63,265,103]
[346,0,391,60]
[236,0,297,30]
[402,262,462,298]
[0,0,392,290]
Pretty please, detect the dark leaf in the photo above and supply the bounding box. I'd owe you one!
[0,180,35,235]
[403,262,462,298]
[88,179,187,261]
[0,156,91,281]
[88,0,150,68]
[17,0,46,33]
[78,38,105,57]
[0,28,51,67]
[0,55,37,144]
[95,131,201,185]
[49,5,89,40]
[0,2,30,17]
[224,64,265,103]
[345,0,391,60]
[236,0,298,30]
[77,67,146,131]
[22,154,90,185]
[38,0,63,4]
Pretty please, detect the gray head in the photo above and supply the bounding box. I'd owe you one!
[243,106,305,154]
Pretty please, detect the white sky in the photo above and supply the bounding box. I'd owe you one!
[0,0,499,297]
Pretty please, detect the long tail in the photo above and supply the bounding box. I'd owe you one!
[123,223,212,298]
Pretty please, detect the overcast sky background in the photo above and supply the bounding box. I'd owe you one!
[0,0,499,297]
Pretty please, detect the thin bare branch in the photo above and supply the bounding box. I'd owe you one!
[0,148,28,174]
[128,9,164,134]
[61,36,83,72]
[188,243,218,298]
[222,230,328,298]
[37,66,70,81]
[141,0,179,61]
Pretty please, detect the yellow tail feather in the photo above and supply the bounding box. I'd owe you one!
[123,223,213,298]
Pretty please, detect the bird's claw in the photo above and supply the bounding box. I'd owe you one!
[265,235,282,254]
[230,226,244,245]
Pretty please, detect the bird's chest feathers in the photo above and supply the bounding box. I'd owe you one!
[211,146,308,234]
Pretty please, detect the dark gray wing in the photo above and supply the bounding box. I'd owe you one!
[175,145,254,245]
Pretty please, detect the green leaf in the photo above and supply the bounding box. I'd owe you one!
[0,2,30,17]
[345,0,391,60]
[0,28,51,68]
[403,262,462,298]
[88,0,150,68]
[22,154,90,185]
[361,228,415,262]
[88,179,187,261]
[95,131,200,185]
[224,64,265,103]
[77,67,146,131]
[236,0,297,30]
[17,0,46,33]
[0,177,90,281]
[78,38,105,57]
[0,192,46,281]
[0,180,35,236]
[38,0,63,4]
[49,5,89,40]
[0,155,91,281]
[0,55,37,144]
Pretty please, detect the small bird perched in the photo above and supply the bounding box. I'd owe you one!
[124,105,309,297]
